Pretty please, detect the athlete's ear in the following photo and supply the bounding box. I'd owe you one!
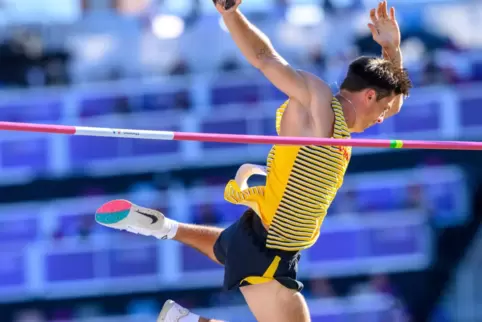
[365,89,376,103]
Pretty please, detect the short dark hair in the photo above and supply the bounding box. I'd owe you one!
[340,56,412,100]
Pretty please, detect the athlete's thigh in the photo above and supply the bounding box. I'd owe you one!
[240,280,310,322]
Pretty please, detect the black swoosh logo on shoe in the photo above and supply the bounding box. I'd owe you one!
[136,209,158,224]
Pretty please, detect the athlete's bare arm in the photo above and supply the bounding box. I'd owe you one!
[383,47,404,118]
[369,0,405,119]
[218,1,309,106]
[215,0,334,137]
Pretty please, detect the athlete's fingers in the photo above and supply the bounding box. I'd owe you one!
[378,1,388,19]
[213,0,225,12]
[384,1,389,18]
[377,1,384,19]
[390,7,396,21]
[370,8,377,24]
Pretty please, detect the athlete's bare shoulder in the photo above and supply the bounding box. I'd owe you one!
[297,70,336,138]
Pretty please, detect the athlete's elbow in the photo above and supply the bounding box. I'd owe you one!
[251,59,265,70]
[254,56,272,71]
[254,47,282,71]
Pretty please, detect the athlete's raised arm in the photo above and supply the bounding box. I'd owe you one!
[214,0,311,107]
[368,0,405,120]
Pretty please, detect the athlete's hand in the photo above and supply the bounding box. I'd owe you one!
[213,0,241,15]
[368,0,401,50]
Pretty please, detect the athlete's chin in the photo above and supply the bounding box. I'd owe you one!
[350,122,377,133]
[362,122,378,131]
[351,126,368,133]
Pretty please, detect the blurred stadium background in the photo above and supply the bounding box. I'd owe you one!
[0,0,481,321]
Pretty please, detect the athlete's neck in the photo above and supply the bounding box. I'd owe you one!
[335,91,357,131]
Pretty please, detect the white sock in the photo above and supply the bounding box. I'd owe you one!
[180,313,200,322]
[153,217,179,240]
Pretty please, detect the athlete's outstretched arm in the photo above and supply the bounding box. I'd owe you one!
[214,0,311,107]
[382,47,404,118]
[368,0,405,119]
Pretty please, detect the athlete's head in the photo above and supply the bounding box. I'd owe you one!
[340,56,412,132]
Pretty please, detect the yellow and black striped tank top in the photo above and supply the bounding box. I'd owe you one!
[224,97,351,251]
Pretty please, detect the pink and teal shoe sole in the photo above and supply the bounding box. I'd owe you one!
[95,199,132,225]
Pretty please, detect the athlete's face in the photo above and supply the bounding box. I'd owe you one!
[359,89,396,131]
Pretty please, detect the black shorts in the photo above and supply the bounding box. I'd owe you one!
[213,209,303,292]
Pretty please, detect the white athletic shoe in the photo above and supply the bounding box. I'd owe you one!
[157,300,191,322]
[95,199,178,239]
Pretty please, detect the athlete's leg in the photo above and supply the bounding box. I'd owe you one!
[241,281,310,322]
[96,201,229,321]
[95,200,225,264]
[174,223,224,264]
